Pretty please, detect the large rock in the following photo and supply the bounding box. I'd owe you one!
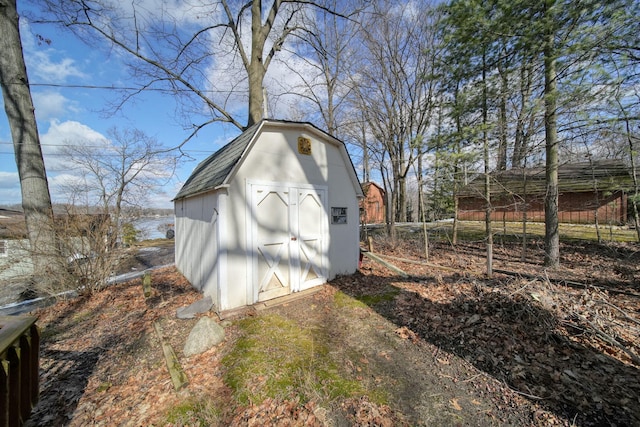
[183,316,225,356]
[176,295,213,319]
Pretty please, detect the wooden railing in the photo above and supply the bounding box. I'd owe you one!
[0,316,39,426]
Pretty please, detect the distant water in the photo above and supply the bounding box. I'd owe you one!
[133,216,174,240]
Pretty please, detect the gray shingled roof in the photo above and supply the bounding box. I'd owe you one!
[174,122,261,200]
[458,160,633,198]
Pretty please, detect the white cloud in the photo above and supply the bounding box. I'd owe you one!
[28,52,87,83]
[32,91,77,121]
[40,120,106,170]
[264,52,323,119]
[47,172,88,203]
[20,20,87,84]
[41,120,106,147]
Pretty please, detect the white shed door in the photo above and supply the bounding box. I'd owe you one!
[297,188,328,290]
[250,183,328,303]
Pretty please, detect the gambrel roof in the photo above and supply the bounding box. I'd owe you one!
[174,122,260,200]
[362,181,385,196]
[174,119,363,200]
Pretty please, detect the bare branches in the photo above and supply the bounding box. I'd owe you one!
[33,0,364,132]
[221,0,250,71]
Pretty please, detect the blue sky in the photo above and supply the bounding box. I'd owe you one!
[0,4,247,210]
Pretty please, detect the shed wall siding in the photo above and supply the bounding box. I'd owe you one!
[326,160,360,277]
[175,193,220,307]
[221,176,250,309]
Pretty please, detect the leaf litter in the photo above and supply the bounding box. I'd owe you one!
[23,238,640,426]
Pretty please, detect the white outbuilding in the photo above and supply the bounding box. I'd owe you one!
[173,120,363,313]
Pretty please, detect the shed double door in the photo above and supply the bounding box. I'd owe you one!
[249,183,328,302]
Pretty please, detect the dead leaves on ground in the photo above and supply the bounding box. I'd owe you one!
[339,239,640,426]
[28,266,405,427]
[231,397,321,426]
[27,267,205,426]
[26,239,640,426]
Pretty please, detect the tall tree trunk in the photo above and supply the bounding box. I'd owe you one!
[588,156,602,243]
[521,164,528,262]
[0,0,60,281]
[543,0,560,268]
[417,148,424,222]
[452,85,462,245]
[416,154,429,260]
[379,152,396,241]
[512,63,533,168]
[397,176,407,222]
[397,139,407,222]
[497,64,508,171]
[482,54,493,277]
[361,124,370,183]
[247,0,267,127]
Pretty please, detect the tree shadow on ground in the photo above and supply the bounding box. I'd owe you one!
[24,270,188,426]
[332,271,640,426]
[24,297,109,426]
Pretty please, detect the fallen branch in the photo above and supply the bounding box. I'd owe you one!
[575,313,640,366]
[375,254,461,273]
[597,297,640,327]
[153,320,189,391]
[361,251,408,277]
[503,381,547,400]
[493,269,640,298]
[508,278,539,297]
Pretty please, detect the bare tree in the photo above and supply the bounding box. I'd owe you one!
[353,0,443,227]
[273,0,360,136]
[0,0,61,285]
[57,127,176,291]
[61,127,176,226]
[36,0,357,134]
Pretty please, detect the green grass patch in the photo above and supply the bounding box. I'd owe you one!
[355,286,401,307]
[365,220,638,243]
[222,313,365,406]
[333,290,369,310]
[333,286,401,308]
[134,238,175,248]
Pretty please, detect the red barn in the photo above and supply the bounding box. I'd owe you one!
[360,182,386,224]
[457,160,632,225]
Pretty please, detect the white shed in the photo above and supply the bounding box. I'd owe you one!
[173,120,363,313]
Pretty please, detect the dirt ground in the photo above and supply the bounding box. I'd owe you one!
[23,237,640,426]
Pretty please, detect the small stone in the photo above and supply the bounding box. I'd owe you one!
[176,295,213,319]
[183,316,225,356]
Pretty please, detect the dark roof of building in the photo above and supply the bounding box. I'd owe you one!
[362,181,385,195]
[458,160,633,198]
[174,122,260,200]
[174,119,363,200]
